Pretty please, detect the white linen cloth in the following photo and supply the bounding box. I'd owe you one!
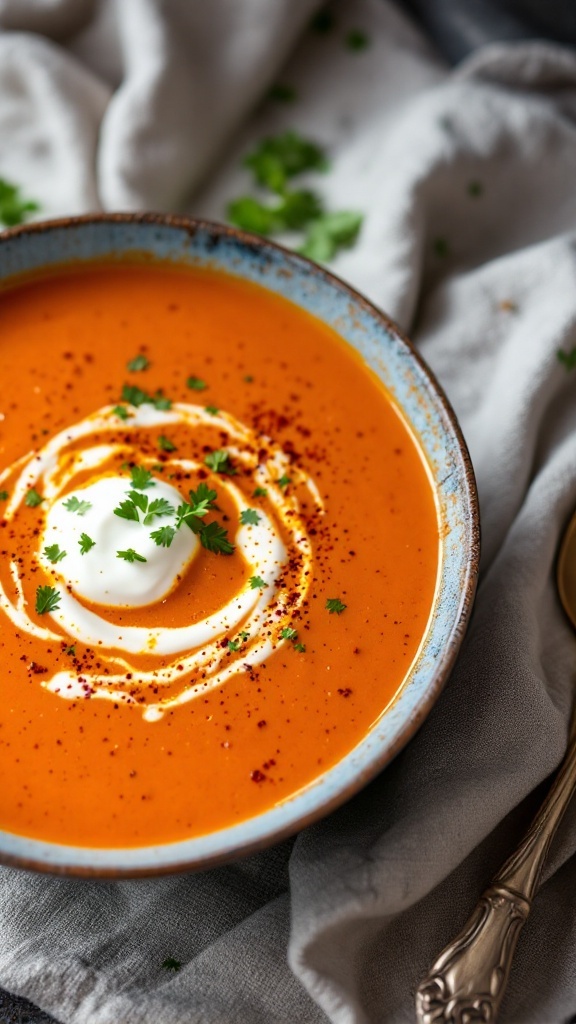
[1,2,576,1021]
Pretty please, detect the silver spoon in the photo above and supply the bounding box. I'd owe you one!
[416,508,576,1024]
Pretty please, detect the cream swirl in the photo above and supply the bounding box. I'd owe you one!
[0,403,322,720]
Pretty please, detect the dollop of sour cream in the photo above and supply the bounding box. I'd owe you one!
[40,476,198,607]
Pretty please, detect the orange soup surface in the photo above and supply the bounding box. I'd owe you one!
[0,264,438,848]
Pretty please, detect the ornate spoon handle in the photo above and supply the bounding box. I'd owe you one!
[416,732,576,1024]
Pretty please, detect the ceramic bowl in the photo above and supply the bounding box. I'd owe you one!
[0,214,479,875]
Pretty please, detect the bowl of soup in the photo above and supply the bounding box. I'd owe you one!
[0,214,479,875]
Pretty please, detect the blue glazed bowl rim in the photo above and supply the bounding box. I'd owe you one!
[0,213,480,877]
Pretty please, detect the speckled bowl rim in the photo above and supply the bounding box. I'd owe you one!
[0,213,480,877]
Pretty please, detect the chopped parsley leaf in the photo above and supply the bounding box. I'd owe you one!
[326,597,347,614]
[268,83,297,102]
[294,642,306,653]
[228,189,323,236]
[243,131,328,194]
[244,375,254,383]
[205,449,236,475]
[240,508,260,526]
[162,958,182,973]
[63,495,92,515]
[227,639,241,653]
[280,626,298,641]
[127,354,149,372]
[117,548,147,563]
[121,384,172,410]
[25,488,44,508]
[186,376,207,391]
[65,645,76,657]
[79,533,96,554]
[127,490,149,514]
[0,490,8,501]
[239,629,250,641]
[558,347,576,371]
[0,178,39,227]
[35,585,61,615]
[346,29,369,50]
[249,575,266,590]
[204,405,219,416]
[143,498,175,525]
[277,474,291,489]
[253,486,268,498]
[114,499,141,523]
[44,544,66,563]
[199,521,235,555]
[112,405,130,421]
[300,210,363,263]
[150,525,176,548]
[130,466,155,490]
[157,435,176,452]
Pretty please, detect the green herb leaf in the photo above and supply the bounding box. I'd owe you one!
[277,474,291,489]
[126,490,149,515]
[227,639,241,652]
[204,405,219,416]
[79,533,96,555]
[239,629,250,641]
[153,390,172,410]
[189,482,218,515]
[249,575,267,590]
[199,521,235,555]
[300,211,363,262]
[227,197,278,235]
[112,405,130,421]
[253,486,268,498]
[25,488,44,508]
[130,466,154,490]
[117,548,147,563]
[157,434,177,452]
[127,354,149,372]
[240,509,260,526]
[35,585,61,615]
[244,131,328,194]
[65,645,76,657]
[326,597,347,614]
[63,495,92,515]
[205,449,236,475]
[433,237,449,258]
[345,29,369,50]
[186,376,207,391]
[162,958,182,973]
[294,642,306,653]
[0,178,39,227]
[0,490,8,501]
[143,498,175,525]
[280,626,298,640]
[468,181,483,198]
[114,499,141,523]
[228,189,323,236]
[150,525,176,548]
[244,374,254,383]
[268,83,297,102]
[44,544,66,563]
[121,384,172,410]
[558,347,576,371]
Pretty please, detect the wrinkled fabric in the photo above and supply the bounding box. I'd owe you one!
[0,2,576,1022]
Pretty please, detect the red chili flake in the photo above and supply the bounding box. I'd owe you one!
[337,688,353,698]
[257,720,267,729]
[250,769,266,783]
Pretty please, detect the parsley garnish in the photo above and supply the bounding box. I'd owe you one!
[300,211,363,262]
[268,83,297,102]
[346,29,369,50]
[277,474,291,489]
[127,354,149,372]
[79,533,96,554]
[157,435,177,452]
[65,645,76,657]
[253,487,268,498]
[0,490,8,501]
[240,509,260,526]
[326,597,347,614]
[162,958,182,972]
[186,376,207,391]
[249,575,266,590]
[44,544,66,563]
[35,585,61,615]
[239,629,250,641]
[117,549,147,563]
[205,449,236,475]
[121,384,172,410]
[0,178,39,227]
[227,638,241,652]
[558,347,576,371]
[150,525,176,548]
[112,405,130,421]
[244,131,328,193]
[199,521,235,555]
[143,498,175,525]
[244,375,254,383]
[294,642,306,653]
[63,495,92,515]
[228,190,323,236]
[130,466,155,490]
[280,626,298,640]
[114,499,140,522]
[205,405,219,416]
[25,488,44,508]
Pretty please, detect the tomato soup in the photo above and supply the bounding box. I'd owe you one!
[0,264,438,848]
